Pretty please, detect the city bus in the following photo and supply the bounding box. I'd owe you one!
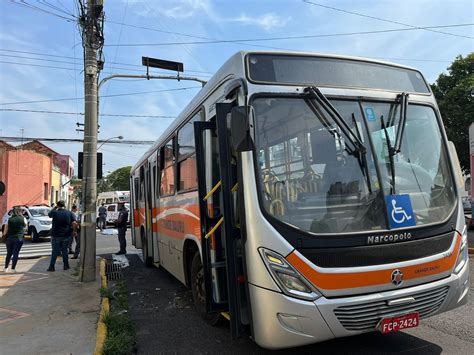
[130,51,469,349]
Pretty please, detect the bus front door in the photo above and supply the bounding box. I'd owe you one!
[194,103,250,339]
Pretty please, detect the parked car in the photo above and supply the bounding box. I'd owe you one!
[462,196,472,212]
[1,205,52,242]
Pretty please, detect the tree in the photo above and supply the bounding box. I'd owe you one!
[106,166,132,191]
[431,53,474,173]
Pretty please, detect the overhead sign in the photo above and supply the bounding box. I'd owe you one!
[142,56,184,72]
[0,181,5,196]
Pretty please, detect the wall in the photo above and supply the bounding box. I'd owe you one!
[0,149,52,217]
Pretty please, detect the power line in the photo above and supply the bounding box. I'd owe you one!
[104,23,474,47]
[8,0,77,21]
[0,86,201,106]
[0,108,177,119]
[302,1,472,39]
[0,50,214,75]
[0,136,154,145]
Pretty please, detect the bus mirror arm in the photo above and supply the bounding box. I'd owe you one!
[230,106,254,152]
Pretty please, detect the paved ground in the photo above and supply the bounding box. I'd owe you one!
[122,254,473,354]
[0,257,100,355]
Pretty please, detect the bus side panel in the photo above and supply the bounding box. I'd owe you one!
[155,191,200,285]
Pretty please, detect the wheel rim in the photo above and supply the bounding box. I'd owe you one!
[194,264,205,303]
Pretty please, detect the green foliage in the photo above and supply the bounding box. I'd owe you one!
[103,312,136,355]
[431,53,474,172]
[96,166,131,194]
[102,280,136,355]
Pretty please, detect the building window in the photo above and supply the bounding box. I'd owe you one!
[44,183,48,200]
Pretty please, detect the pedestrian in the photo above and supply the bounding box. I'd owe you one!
[98,203,107,231]
[47,200,76,272]
[115,203,128,255]
[69,204,81,259]
[2,207,26,273]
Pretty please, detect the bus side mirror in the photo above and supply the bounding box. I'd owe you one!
[230,106,253,152]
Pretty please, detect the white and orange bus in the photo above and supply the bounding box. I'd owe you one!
[130,51,469,349]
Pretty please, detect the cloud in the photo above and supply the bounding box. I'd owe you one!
[231,13,291,31]
[128,0,213,19]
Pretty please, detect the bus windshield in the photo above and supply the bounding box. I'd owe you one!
[253,96,456,234]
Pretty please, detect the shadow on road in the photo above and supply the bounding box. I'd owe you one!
[122,254,442,354]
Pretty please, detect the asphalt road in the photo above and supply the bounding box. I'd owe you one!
[122,253,473,354]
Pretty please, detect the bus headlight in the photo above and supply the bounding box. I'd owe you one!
[454,226,468,275]
[259,248,321,301]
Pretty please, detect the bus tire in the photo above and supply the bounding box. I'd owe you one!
[190,252,220,326]
[141,232,153,268]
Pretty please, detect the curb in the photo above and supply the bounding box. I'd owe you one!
[95,258,109,355]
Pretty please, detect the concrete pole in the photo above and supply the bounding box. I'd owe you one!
[79,0,99,282]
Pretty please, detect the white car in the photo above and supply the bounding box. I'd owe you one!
[96,203,130,227]
[1,205,52,242]
[462,196,472,212]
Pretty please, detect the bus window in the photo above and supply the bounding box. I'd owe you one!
[160,138,175,196]
[178,114,200,191]
[134,178,139,204]
[156,152,160,198]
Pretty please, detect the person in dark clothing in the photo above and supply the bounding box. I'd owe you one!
[2,207,26,273]
[70,204,81,259]
[47,201,76,272]
[116,203,128,255]
[98,203,107,231]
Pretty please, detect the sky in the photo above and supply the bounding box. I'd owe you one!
[0,0,472,176]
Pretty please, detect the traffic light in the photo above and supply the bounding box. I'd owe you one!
[77,152,103,179]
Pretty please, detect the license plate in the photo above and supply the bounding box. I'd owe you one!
[379,312,419,334]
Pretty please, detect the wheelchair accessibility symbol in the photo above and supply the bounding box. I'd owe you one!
[386,194,416,228]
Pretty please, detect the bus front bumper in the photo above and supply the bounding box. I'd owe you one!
[250,259,469,350]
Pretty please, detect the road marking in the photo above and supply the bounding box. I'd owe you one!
[0,307,30,324]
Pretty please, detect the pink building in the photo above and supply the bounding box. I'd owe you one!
[0,140,53,217]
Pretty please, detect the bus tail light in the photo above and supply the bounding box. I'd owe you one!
[454,226,468,275]
[259,248,321,301]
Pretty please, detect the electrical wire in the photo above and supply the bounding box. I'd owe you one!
[0,108,177,119]
[302,1,472,39]
[101,0,129,114]
[0,86,201,106]
[9,0,77,21]
[103,23,474,46]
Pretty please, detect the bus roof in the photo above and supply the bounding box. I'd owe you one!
[131,50,423,172]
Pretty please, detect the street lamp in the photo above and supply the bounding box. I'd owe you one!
[98,135,123,150]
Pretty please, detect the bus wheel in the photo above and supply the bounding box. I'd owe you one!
[191,252,220,325]
[141,233,153,267]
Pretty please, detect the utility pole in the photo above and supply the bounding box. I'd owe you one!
[79,0,104,282]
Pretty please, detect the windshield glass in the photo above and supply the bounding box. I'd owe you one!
[29,208,50,217]
[253,97,456,234]
[363,102,456,225]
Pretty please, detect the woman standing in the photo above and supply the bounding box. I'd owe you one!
[2,207,26,273]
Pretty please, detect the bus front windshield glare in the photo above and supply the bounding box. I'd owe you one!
[253,96,456,234]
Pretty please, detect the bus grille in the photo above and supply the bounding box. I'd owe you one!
[334,286,449,331]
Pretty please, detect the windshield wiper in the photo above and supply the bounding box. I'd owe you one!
[303,86,365,155]
[380,115,396,195]
[392,92,409,155]
[303,86,372,193]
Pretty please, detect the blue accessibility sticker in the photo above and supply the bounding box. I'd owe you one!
[364,107,376,121]
[386,194,416,229]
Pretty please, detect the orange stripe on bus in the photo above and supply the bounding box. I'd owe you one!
[286,234,461,290]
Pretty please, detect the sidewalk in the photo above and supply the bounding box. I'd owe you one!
[0,256,100,355]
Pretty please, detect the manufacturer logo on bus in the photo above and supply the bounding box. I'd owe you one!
[391,269,404,286]
[367,232,412,245]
